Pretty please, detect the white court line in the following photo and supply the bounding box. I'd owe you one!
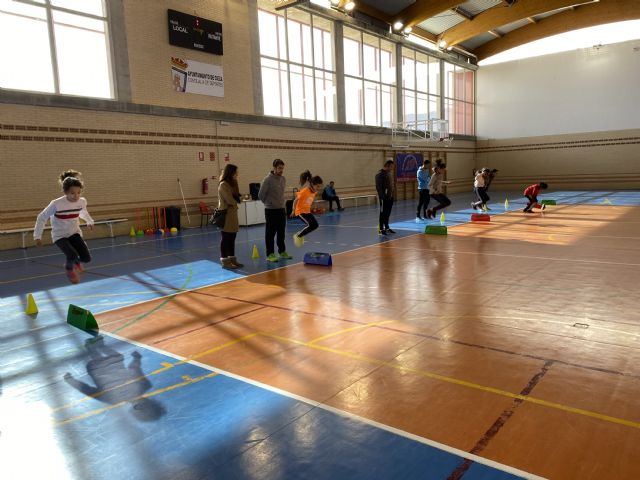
[102,329,547,480]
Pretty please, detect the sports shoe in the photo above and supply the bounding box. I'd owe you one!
[338,208,345,211]
[471,202,478,210]
[74,262,85,276]
[266,253,279,262]
[541,204,547,211]
[279,251,293,259]
[387,229,396,234]
[65,267,80,284]
[293,233,304,247]
[379,229,387,235]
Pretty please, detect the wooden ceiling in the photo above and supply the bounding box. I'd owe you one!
[345,0,640,61]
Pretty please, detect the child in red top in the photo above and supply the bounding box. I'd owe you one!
[291,170,323,247]
[523,182,548,213]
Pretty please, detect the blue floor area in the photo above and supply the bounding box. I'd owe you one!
[3,190,636,479]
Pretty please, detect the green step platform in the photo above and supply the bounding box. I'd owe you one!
[67,304,99,332]
[540,199,556,205]
[424,225,448,235]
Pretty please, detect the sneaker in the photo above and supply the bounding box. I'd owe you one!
[387,229,396,234]
[65,267,80,284]
[471,202,477,210]
[74,262,84,275]
[541,204,547,211]
[266,253,279,262]
[379,229,387,235]
[329,208,335,212]
[338,208,345,211]
[293,233,304,247]
[279,251,293,259]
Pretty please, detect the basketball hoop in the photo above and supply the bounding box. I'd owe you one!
[391,119,451,148]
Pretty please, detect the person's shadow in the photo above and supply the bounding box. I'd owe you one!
[64,337,166,422]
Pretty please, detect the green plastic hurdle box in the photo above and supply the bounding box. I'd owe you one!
[67,304,99,332]
[540,199,556,206]
[424,225,448,235]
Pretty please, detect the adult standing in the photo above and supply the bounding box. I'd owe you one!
[218,164,243,269]
[416,158,431,219]
[258,158,292,262]
[375,160,396,235]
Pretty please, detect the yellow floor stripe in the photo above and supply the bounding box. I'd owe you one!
[55,372,217,427]
[258,332,640,430]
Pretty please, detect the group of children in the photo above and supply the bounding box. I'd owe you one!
[35,167,550,284]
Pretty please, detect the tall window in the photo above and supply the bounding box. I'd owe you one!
[444,61,475,135]
[0,0,113,98]
[258,9,336,122]
[343,27,396,127]
[402,47,440,127]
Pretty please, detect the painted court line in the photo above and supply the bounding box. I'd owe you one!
[101,330,546,480]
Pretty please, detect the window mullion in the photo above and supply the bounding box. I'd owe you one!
[45,2,60,94]
[310,15,317,121]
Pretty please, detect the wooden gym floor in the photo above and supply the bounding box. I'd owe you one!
[2,191,640,479]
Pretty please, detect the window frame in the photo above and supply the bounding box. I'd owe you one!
[0,0,115,99]
[258,8,337,122]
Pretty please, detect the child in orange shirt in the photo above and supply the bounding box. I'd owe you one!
[291,170,323,247]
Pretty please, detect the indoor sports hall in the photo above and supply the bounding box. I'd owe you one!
[1,1,639,479]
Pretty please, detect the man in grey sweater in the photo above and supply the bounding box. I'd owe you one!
[258,159,292,262]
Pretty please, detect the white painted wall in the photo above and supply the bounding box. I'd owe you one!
[476,39,640,139]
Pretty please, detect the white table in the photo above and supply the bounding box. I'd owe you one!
[237,200,266,226]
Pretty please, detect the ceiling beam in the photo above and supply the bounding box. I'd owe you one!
[394,0,465,29]
[441,0,589,47]
[474,0,640,61]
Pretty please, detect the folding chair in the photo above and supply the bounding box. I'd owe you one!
[199,201,213,227]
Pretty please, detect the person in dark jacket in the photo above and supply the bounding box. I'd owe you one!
[258,158,292,262]
[375,160,395,235]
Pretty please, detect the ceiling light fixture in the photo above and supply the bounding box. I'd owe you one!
[344,1,355,11]
[403,26,413,34]
[438,39,447,49]
[393,21,404,31]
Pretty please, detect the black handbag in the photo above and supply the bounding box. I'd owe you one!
[211,208,227,227]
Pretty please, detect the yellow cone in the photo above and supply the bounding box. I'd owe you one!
[504,198,510,210]
[129,226,136,237]
[25,293,38,315]
[252,244,260,259]
[440,211,445,223]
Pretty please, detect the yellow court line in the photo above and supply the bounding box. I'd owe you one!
[52,333,259,413]
[55,372,217,427]
[307,320,394,345]
[258,332,640,430]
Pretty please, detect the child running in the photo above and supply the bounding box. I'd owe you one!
[426,161,451,219]
[291,170,323,247]
[523,182,549,213]
[34,170,94,284]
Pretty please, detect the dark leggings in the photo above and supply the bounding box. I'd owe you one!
[265,208,287,255]
[417,189,430,215]
[524,195,538,211]
[430,194,451,213]
[55,233,91,270]
[297,213,318,237]
[220,231,236,258]
[472,187,490,208]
